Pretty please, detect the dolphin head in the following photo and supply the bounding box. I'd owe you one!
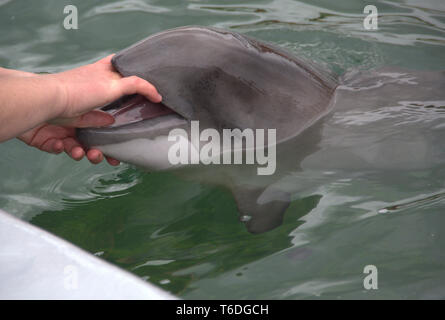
[77,26,337,233]
[77,26,337,171]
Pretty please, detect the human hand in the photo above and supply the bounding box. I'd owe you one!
[51,54,162,120]
[3,54,161,165]
[18,118,120,166]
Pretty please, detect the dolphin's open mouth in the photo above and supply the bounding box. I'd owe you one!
[77,94,189,147]
[103,94,180,127]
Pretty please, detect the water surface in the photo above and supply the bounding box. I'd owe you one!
[1,0,445,299]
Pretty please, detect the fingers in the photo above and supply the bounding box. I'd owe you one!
[92,55,163,105]
[77,110,115,127]
[18,124,73,149]
[64,141,119,166]
[119,76,162,103]
[97,54,115,65]
[87,149,120,166]
[19,123,119,166]
[63,137,85,161]
[105,156,120,166]
[96,54,118,73]
[62,138,103,164]
[40,138,64,154]
[86,149,104,164]
[102,55,162,104]
[50,110,115,128]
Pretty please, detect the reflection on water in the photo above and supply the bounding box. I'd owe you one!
[378,190,445,213]
[31,178,320,294]
[1,0,445,299]
[0,139,141,219]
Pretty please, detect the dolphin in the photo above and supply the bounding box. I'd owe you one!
[77,26,339,233]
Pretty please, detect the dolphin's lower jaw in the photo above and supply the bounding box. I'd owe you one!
[91,137,185,171]
[77,111,190,171]
[83,134,271,172]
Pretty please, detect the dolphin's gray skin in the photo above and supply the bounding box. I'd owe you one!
[79,26,337,146]
[77,26,338,233]
[114,26,337,142]
[77,27,445,233]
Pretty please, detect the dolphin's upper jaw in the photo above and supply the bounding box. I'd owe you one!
[76,93,189,149]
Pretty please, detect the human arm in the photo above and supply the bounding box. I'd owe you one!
[0,55,161,164]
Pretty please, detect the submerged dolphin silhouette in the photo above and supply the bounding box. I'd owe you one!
[77,26,338,233]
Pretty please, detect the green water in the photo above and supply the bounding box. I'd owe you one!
[1,0,445,299]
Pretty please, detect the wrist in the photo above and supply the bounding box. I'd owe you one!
[43,73,70,119]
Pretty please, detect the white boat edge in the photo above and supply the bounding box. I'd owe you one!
[0,209,177,300]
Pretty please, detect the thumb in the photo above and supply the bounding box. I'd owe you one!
[119,76,162,103]
[48,110,115,128]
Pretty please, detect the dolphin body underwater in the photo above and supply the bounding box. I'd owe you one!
[78,26,445,233]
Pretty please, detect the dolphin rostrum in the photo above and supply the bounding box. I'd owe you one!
[77,26,339,233]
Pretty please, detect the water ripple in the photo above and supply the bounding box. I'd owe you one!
[189,0,445,46]
[378,190,445,213]
[333,100,445,127]
[85,0,170,18]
